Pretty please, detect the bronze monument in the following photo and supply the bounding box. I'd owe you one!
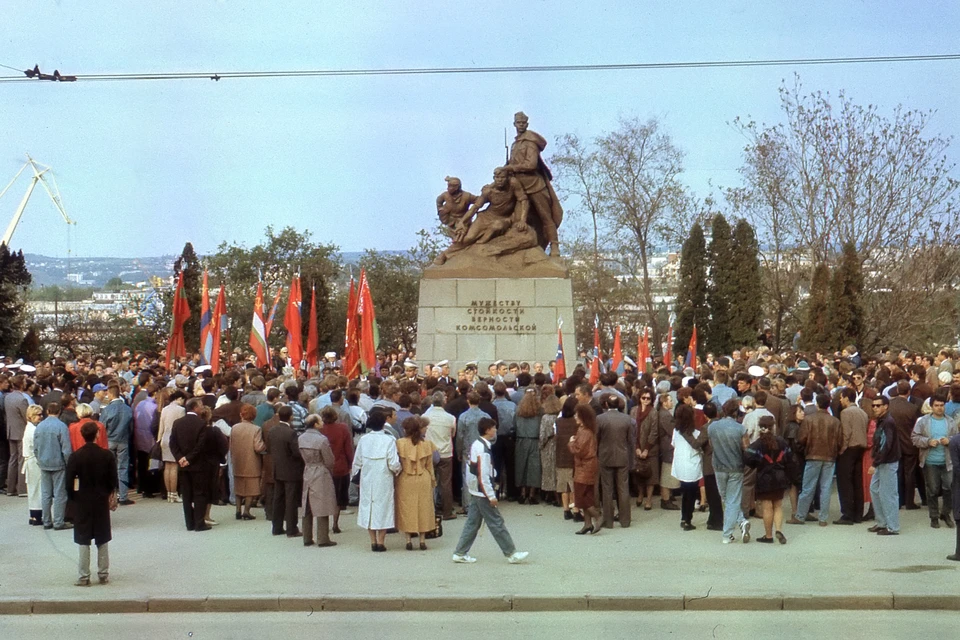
[426,112,566,279]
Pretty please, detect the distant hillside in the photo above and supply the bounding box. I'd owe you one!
[24,251,401,287]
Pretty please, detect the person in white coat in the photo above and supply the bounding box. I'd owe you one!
[351,408,401,551]
[22,405,44,525]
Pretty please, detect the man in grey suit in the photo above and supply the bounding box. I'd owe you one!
[596,393,636,529]
[5,376,30,496]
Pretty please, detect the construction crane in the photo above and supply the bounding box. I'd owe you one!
[0,155,77,262]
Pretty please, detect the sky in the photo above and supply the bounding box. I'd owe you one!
[2,1,959,258]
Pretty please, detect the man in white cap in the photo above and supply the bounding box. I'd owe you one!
[436,360,453,386]
[403,359,422,384]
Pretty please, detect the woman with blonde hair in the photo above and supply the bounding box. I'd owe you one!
[69,404,108,452]
[22,405,44,525]
[515,389,543,505]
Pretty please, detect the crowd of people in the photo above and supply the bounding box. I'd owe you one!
[2,342,960,585]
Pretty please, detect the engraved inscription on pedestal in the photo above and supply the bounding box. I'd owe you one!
[416,277,576,374]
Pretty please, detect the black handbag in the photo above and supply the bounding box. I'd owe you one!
[424,512,443,539]
[634,457,654,480]
[149,441,163,462]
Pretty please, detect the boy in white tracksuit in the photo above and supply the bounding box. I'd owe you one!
[452,418,528,564]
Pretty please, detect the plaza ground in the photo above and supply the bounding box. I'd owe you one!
[0,487,957,613]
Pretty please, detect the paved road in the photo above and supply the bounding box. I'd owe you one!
[1,611,955,639]
[0,487,957,602]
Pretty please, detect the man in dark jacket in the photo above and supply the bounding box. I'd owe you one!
[596,394,636,528]
[868,396,902,535]
[790,394,841,526]
[889,380,921,509]
[266,405,303,537]
[66,422,118,586]
[169,398,212,532]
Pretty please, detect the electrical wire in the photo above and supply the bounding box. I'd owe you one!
[0,53,958,84]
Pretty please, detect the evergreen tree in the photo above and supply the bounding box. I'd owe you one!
[673,222,708,359]
[705,213,736,355]
[173,242,203,353]
[0,246,32,355]
[729,219,763,348]
[801,262,832,353]
[826,241,865,352]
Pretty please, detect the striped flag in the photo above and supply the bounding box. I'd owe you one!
[249,279,269,368]
[210,282,227,375]
[554,318,567,382]
[264,285,284,337]
[284,273,303,370]
[199,271,213,365]
[685,324,698,369]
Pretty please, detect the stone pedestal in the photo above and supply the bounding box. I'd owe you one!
[416,277,576,376]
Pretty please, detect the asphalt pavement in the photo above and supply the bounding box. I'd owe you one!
[0,486,958,613]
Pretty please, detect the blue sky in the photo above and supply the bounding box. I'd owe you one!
[2,1,958,258]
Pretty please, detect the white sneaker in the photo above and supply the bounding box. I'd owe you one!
[722,535,735,544]
[452,554,477,564]
[507,551,529,564]
[740,520,751,543]
[205,519,219,527]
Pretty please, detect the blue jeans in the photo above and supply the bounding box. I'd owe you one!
[454,496,516,557]
[871,461,900,533]
[796,460,835,523]
[109,441,130,501]
[715,471,746,539]
[40,468,67,527]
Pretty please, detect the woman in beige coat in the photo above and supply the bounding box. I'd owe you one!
[230,403,265,520]
[395,417,437,550]
[299,415,338,548]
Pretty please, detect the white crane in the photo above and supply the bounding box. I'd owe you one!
[0,155,76,257]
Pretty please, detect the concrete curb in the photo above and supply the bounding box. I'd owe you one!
[3,592,957,614]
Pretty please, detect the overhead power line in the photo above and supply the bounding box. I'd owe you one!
[1,53,959,84]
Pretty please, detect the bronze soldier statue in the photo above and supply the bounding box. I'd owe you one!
[506,111,563,256]
[436,176,475,239]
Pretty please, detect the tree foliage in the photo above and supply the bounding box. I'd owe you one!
[673,222,708,357]
[730,77,960,351]
[205,226,341,358]
[172,242,203,350]
[553,117,700,351]
[0,246,32,355]
[801,262,832,353]
[729,219,763,348]
[705,213,736,355]
[826,241,864,352]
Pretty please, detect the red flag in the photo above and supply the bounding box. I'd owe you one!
[589,316,601,385]
[685,324,698,369]
[210,283,227,375]
[554,320,567,382]
[639,326,651,375]
[611,325,623,375]
[305,284,319,369]
[356,269,379,374]
[165,271,191,370]
[249,280,269,368]
[664,325,673,374]
[284,274,303,370]
[342,278,360,379]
